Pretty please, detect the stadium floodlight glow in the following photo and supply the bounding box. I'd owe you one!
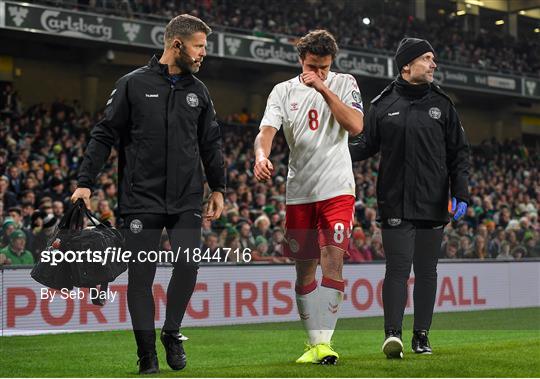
[495,19,505,25]
[456,10,467,16]
[465,0,484,6]
[362,17,371,25]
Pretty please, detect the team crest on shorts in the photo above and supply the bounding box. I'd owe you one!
[186,93,199,107]
[429,107,441,119]
[130,219,143,233]
[288,238,299,253]
[387,218,402,227]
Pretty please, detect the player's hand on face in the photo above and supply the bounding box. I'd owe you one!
[254,157,274,182]
[301,72,325,92]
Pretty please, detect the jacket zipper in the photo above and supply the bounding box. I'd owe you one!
[402,102,411,218]
[164,83,174,212]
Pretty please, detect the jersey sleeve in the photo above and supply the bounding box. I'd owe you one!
[340,74,364,114]
[260,84,284,131]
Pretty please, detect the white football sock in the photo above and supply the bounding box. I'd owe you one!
[295,280,324,345]
[319,277,345,343]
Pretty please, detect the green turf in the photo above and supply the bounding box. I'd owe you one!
[1,307,539,377]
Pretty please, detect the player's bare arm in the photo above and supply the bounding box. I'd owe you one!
[301,71,363,136]
[254,126,278,182]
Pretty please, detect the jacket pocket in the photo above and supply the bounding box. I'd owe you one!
[127,143,141,193]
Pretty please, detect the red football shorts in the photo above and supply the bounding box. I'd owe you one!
[284,195,355,260]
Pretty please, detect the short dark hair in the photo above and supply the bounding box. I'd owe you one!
[103,181,115,191]
[164,14,212,49]
[447,239,459,249]
[296,30,338,59]
[8,207,22,216]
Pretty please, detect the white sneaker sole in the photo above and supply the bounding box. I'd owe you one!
[382,337,404,359]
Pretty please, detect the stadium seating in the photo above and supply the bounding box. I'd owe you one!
[0,90,538,263]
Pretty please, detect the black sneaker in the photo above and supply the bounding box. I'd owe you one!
[382,329,403,359]
[160,331,187,370]
[137,352,159,374]
[412,330,432,354]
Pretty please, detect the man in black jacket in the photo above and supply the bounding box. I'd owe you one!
[349,38,470,358]
[71,14,225,374]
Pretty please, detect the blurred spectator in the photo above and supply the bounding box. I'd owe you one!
[51,200,64,218]
[347,227,373,263]
[202,232,219,253]
[470,235,488,260]
[512,245,527,260]
[0,175,18,210]
[496,241,513,260]
[488,227,505,258]
[458,236,473,258]
[524,234,540,258]
[238,221,255,250]
[253,214,271,239]
[0,229,34,265]
[2,217,16,246]
[97,199,115,226]
[103,181,118,211]
[250,236,272,262]
[370,231,385,261]
[269,227,285,256]
[224,230,241,262]
[443,239,459,259]
[21,202,35,228]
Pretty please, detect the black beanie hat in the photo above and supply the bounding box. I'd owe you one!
[394,37,435,71]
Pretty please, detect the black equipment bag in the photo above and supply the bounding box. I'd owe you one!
[31,199,126,306]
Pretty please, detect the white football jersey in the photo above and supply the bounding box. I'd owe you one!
[260,71,363,205]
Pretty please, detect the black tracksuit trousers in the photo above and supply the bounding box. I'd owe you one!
[381,219,444,332]
[121,212,201,357]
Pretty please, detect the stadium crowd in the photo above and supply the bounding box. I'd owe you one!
[37,0,540,77]
[0,84,539,266]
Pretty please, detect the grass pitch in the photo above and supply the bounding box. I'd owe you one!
[1,307,539,377]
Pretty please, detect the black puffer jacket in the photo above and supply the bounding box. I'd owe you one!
[349,77,470,223]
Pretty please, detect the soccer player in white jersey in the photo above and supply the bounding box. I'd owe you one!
[254,30,364,364]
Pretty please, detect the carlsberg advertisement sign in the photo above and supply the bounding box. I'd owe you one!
[0,0,538,98]
[1,0,201,49]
